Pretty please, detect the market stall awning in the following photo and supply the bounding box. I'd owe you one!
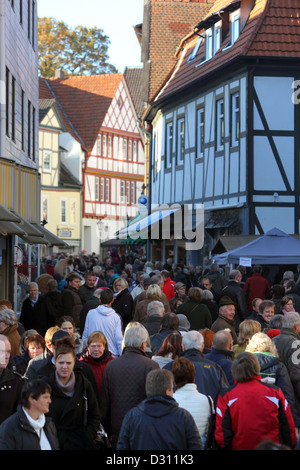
[0,221,27,237]
[32,223,69,248]
[10,211,48,245]
[0,205,21,223]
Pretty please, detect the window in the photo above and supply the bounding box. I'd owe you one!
[188,35,203,62]
[11,76,16,141]
[27,0,30,40]
[32,106,36,161]
[196,108,205,158]
[100,177,105,202]
[21,89,25,150]
[106,178,110,202]
[70,200,77,225]
[214,22,221,55]
[133,140,137,161]
[128,139,132,161]
[176,117,185,165]
[42,196,48,222]
[102,134,107,157]
[120,180,125,202]
[43,150,52,172]
[60,200,67,224]
[216,98,225,150]
[131,181,136,205]
[123,138,127,160]
[27,100,31,158]
[20,0,23,24]
[95,177,100,200]
[165,121,173,168]
[126,181,130,204]
[205,28,213,60]
[32,0,35,49]
[231,11,240,45]
[108,135,112,158]
[231,92,240,147]
[97,134,102,155]
[6,67,9,137]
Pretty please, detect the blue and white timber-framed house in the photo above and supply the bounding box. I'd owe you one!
[142,0,300,266]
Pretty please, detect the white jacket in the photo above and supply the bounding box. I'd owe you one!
[173,383,211,441]
[82,304,123,357]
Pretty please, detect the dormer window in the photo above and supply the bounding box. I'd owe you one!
[205,28,213,60]
[223,9,240,50]
[231,10,240,44]
[214,21,221,54]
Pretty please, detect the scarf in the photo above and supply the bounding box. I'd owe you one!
[55,370,75,397]
[23,408,52,450]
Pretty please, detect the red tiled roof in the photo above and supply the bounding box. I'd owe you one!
[154,0,300,103]
[39,74,123,152]
[147,0,215,102]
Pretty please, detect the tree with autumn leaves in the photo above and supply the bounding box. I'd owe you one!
[38,17,118,78]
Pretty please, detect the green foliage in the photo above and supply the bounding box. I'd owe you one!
[38,17,118,78]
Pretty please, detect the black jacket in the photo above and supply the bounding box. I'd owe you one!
[0,368,24,425]
[222,280,248,322]
[44,370,100,450]
[117,395,202,450]
[112,288,134,328]
[0,405,59,450]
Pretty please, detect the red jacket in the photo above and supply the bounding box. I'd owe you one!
[243,273,271,310]
[163,277,176,301]
[215,376,297,450]
[80,352,113,396]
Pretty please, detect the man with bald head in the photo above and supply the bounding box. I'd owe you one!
[205,330,234,385]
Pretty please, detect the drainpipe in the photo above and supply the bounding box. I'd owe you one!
[137,119,152,260]
[0,0,6,160]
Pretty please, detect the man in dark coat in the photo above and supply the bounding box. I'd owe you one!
[99,324,159,446]
[0,379,59,450]
[61,273,83,328]
[78,271,98,304]
[143,300,165,337]
[163,330,229,403]
[222,269,249,332]
[205,330,235,385]
[117,368,202,450]
[19,282,47,336]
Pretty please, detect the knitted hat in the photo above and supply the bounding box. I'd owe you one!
[266,329,281,339]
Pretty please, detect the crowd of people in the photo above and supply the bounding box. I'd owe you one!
[1,250,300,451]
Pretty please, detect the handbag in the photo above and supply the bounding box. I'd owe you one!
[204,395,216,450]
[83,391,111,450]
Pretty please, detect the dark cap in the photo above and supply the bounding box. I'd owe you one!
[51,330,69,344]
[219,295,236,307]
[174,282,185,291]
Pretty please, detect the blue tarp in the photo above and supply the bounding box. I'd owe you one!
[213,227,300,265]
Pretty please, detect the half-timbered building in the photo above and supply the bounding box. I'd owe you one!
[142,0,300,265]
[40,69,145,255]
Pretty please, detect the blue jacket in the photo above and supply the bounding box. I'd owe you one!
[116,395,202,450]
[205,347,235,385]
[164,348,229,403]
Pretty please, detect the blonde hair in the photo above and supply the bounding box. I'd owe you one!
[113,277,128,291]
[246,332,278,356]
[237,320,261,346]
[145,284,163,299]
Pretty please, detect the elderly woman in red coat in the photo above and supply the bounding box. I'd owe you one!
[79,331,113,396]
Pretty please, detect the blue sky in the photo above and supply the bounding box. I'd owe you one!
[37,0,144,72]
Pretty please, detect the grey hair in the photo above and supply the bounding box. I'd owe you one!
[201,289,214,301]
[124,324,149,348]
[229,269,242,280]
[28,282,38,290]
[0,308,17,326]
[282,312,300,329]
[93,288,104,299]
[182,330,204,351]
[147,300,164,317]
